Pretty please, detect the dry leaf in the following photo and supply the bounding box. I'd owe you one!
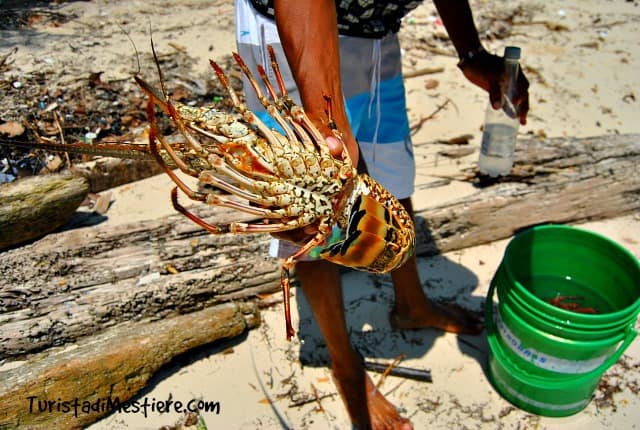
[424,79,439,90]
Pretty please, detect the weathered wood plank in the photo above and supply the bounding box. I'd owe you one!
[0,206,277,359]
[414,134,640,255]
[0,301,259,430]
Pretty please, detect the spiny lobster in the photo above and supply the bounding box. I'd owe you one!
[2,45,415,339]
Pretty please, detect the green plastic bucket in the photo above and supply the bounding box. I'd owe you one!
[501,225,640,327]
[487,281,637,416]
[492,264,640,337]
[486,224,640,416]
[491,281,636,375]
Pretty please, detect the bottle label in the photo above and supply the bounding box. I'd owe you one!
[481,123,517,157]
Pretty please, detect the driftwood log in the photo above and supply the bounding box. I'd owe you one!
[0,134,638,429]
[0,301,259,430]
[0,173,89,250]
[415,133,640,255]
[0,204,276,359]
[0,158,162,250]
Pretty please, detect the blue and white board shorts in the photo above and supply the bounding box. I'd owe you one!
[235,0,415,259]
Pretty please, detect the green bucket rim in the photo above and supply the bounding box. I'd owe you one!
[504,224,640,325]
[486,280,638,381]
[498,279,634,339]
[491,278,636,375]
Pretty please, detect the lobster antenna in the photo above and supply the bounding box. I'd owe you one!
[116,21,141,76]
[149,26,168,99]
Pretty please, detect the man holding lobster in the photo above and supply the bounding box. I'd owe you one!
[235,1,530,428]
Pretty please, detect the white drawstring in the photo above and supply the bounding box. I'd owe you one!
[367,38,382,169]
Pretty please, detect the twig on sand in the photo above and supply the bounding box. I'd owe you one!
[310,383,325,412]
[374,353,405,389]
[404,66,445,79]
[289,392,337,408]
[410,99,454,135]
[366,353,434,388]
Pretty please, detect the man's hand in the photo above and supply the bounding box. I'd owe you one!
[271,132,355,247]
[459,50,530,125]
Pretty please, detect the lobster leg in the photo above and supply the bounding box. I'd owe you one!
[171,187,318,234]
[134,77,206,157]
[279,219,333,339]
[144,90,288,212]
[170,187,228,234]
[146,100,208,204]
[154,132,202,177]
[232,53,304,154]
[255,63,320,155]
[254,58,319,154]
[199,170,324,218]
[209,59,286,155]
[254,62,321,156]
[265,46,333,157]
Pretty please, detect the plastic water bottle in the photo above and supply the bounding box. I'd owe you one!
[478,46,522,177]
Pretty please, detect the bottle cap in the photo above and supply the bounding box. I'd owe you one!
[504,46,521,60]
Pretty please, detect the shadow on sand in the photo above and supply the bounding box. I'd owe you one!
[295,215,491,378]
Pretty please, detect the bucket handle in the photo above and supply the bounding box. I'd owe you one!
[485,280,638,375]
[590,325,637,375]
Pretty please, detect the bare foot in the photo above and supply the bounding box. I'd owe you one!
[364,374,413,430]
[333,365,412,430]
[390,300,484,335]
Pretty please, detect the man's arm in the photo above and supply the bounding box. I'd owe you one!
[273,0,359,163]
[434,0,529,124]
[432,0,483,59]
